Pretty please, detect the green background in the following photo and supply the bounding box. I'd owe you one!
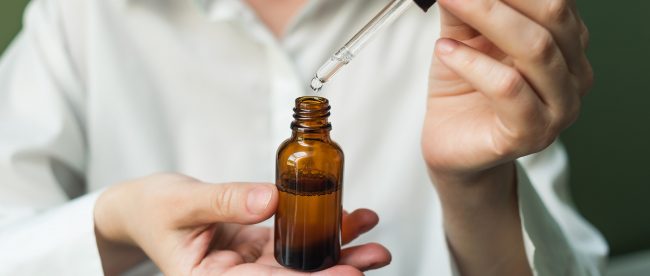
[1,0,648,258]
[562,0,650,257]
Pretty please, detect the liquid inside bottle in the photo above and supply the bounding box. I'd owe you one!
[274,96,344,271]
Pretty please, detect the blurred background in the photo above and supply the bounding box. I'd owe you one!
[1,0,648,275]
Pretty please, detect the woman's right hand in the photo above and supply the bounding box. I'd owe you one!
[94,173,391,275]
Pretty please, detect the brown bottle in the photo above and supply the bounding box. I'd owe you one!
[274,96,344,271]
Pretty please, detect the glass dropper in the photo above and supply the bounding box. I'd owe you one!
[310,0,414,92]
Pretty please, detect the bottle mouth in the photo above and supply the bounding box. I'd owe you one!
[292,96,331,131]
[293,96,331,120]
[295,96,330,110]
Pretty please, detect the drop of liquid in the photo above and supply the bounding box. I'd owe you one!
[310,76,324,93]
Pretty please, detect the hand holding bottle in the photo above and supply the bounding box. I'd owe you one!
[94,173,390,275]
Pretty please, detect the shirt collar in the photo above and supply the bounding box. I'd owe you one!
[194,0,249,21]
[194,0,332,22]
[124,0,355,23]
[121,0,247,21]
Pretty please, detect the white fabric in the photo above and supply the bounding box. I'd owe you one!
[0,0,607,275]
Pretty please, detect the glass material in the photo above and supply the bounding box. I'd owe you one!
[274,96,344,271]
[310,0,413,91]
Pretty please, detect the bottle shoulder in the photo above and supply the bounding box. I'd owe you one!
[276,137,344,160]
[276,136,344,180]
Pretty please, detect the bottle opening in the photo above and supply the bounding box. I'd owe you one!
[292,96,331,132]
[296,96,329,111]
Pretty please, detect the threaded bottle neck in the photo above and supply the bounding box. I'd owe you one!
[291,96,332,133]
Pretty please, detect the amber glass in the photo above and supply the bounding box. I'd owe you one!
[274,96,344,271]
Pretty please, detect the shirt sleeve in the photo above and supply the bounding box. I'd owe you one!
[0,0,103,274]
[517,140,608,276]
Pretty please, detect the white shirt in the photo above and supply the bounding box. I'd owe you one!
[0,0,608,275]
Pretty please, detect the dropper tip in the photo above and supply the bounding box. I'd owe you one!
[310,76,324,93]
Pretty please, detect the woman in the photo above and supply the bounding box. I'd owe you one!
[0,0,606,275]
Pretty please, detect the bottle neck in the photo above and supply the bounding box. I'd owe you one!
[290,96,332,141]
[291,129,331,141]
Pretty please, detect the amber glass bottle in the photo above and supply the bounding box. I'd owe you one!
[274,96,344,271]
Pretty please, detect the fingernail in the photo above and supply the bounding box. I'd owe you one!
[247,186,273,215]
[437,39,458,54]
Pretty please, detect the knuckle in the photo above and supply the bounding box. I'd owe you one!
[566,106,581,126]
[543,0,570,23]
[492,107,552,158]
[533,134,557,153]
[506,115,555,155]
[459,50,481,71]
[492,125,528,158]
[530,119,557,153]
[527,30,556,62]
[211,185,236,219]
[494,69,525,98]
[520,132,541,152]
[482,0,500,15]
[540,104,580,150]
[466,0,499,15]
[492,135,517,159]
[557,100,582,127]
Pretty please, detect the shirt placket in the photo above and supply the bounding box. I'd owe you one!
[199,0,311,180]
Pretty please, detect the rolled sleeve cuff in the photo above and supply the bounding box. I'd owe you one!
[516,161,576,276]
[0,191,104,275]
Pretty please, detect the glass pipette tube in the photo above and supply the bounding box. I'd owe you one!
[310,0,414,92]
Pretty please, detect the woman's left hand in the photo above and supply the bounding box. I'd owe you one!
[421,1,592,275]
[422,0,592,179]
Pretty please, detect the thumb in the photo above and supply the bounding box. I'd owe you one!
[181,182,278,226]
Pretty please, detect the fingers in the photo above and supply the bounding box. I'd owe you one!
[259,208,381,257]
[500,0,591,81]
[439,0,565,63]
[201,251,245,274]
[221,263,365,276]
[439,6,479,41]
[178,182,278,226]
[434,39,556,155]
[438,0,579,113]
[342,209,379,244]
[257,242,391,272]
[257,208,387,271]
[228,227,271,263]
[340,243,392,271]
[314,265,365,276]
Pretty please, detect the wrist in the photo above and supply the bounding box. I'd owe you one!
[94,183,135,245]
[429,162,517,210]
[430,162,531,276]
[94,183,147,274]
